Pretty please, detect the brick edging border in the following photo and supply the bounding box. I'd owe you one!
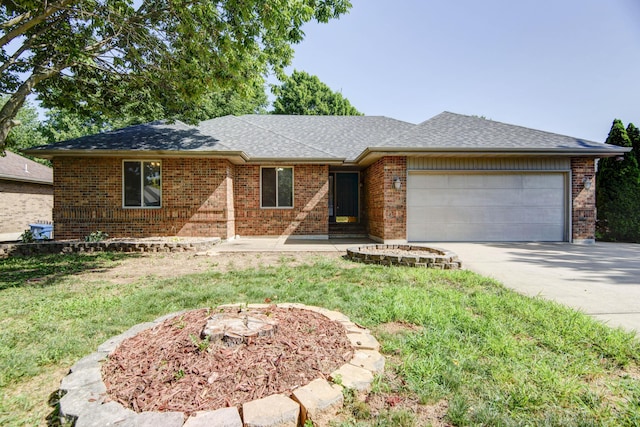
[57,303,384,427]
[0,238,221,259]
[346,244,462,269]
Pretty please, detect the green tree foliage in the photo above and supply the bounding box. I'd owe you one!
[0,1,352,151]
[627,122,640,164]
[41,108,114,143]
[178,78,268,122]
[596,119,640,242]
[2,97,47,152]
[272,70,362,115]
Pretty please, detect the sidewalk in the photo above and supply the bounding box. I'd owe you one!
[215,237,374,252]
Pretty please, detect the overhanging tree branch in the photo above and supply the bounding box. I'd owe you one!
[0,66,61,147]
[0,0,73,49]
[0,0,353,151]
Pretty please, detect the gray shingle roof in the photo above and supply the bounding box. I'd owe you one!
[0,151,52,184]
[197,115,348,160]
[381,112,619,153]
[25,112,627,162]
[29,121,233,152]
[233,115,415,159]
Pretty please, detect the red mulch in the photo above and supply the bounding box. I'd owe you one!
[102,307,354,414]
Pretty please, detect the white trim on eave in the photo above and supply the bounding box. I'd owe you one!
[0,174,53,185]
[353,147,632,167]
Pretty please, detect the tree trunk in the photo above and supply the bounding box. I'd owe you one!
[0,68,59,151]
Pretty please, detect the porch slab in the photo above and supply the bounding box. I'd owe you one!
[213,237,375,252]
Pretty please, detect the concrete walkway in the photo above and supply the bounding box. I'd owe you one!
[217,238,640,335]
[215,237,374,252]
[441,242,640,335]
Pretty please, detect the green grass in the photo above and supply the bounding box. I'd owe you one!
[1,253,639,426]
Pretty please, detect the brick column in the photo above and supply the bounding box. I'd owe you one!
[571,158,596,243]
[363,156,406,242]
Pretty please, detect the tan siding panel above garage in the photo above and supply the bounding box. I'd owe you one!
[407,157,571,171]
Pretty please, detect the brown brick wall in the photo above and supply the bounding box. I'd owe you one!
[234,164,329,237]
[53,157,235,240]
[363,156,406,241]
[571,157,596,242]
[0,180,53,234]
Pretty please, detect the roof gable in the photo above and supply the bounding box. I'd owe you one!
[382,112,618,153]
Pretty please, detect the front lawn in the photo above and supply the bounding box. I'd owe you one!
[1,253,639,426]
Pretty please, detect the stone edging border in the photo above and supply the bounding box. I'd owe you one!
[346,244,462,269]
[0,238,221,259]
[57,303,384,427]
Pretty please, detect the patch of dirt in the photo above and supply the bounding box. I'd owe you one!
[102,306,354,415]
[344,358,451,427]
[376,321,425,335]
[365,393,451,427]
[84,251,347,284]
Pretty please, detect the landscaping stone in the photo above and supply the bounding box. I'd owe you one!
[242,394,300,427]
[153,310,188,324]
[97,322,156,353]
[347,332,380,350]
[275,302,308,310]
[69,351,108,373]
[74,401,136,427]
[338,320,369,334]
[317,309,351,322]
[133,411,185,427]
[350,350,385,374]
[292,379,343,427]
[60,367,103,391]
[59,387,108,420]
[330,364,374,392]
[183,408,242,427]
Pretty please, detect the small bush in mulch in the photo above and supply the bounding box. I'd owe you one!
[102,307,354,414]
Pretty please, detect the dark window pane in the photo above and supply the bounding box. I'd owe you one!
[143,162,161,207]
[124,161,141,207]
[262,167,276,207]
[278,167,293,207]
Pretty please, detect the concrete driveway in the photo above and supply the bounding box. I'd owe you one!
[441,242,640,335]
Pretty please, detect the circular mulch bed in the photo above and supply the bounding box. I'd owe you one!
[101,306,354,415]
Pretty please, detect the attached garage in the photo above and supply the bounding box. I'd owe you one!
[407,160,569,242]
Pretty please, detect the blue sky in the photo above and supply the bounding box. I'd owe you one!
[281,0,640,142]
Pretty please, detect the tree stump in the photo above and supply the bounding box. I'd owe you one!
[202,311,278,346]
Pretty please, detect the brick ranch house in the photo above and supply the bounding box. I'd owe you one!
[26,112,627,244]
[0,151,53,237]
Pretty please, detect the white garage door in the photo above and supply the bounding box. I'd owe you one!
[407,172,567,242]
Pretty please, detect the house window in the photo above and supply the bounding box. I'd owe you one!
[261,167,293,208]
[123,160,161,208]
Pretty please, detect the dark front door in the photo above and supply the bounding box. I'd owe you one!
[330,172,359,222]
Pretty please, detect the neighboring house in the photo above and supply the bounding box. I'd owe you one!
[0,151,53,237]
[25,112,628,244]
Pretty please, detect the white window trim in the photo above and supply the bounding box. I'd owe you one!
[122,159,162,209]
[260,166,294,209]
